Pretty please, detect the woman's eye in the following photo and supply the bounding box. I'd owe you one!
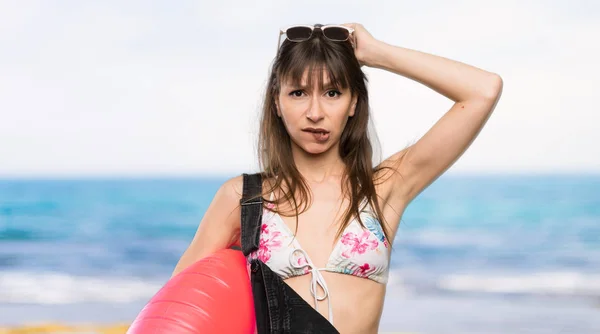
[289,90,304,97]
[327,90,342,98]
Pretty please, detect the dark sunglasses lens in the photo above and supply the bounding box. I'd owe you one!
[323,27,349,41]
[286,27,313,41]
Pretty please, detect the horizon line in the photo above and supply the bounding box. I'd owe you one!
[1,170,599,181]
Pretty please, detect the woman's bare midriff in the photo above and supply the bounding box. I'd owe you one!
[284,271,387,334]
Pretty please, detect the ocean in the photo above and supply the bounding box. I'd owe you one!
[0,174,598,333]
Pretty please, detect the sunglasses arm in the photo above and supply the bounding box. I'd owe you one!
[276,30,283,56]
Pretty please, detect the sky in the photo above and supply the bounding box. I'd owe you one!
[0,0,598,177]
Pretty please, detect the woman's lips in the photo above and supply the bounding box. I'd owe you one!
[302,129,330,142]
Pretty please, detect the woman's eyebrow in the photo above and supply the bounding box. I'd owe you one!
[287,82,337,90]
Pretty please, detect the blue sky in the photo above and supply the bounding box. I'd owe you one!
[0,0,598,177]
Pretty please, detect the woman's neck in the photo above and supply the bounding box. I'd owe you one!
[290,143,345,184]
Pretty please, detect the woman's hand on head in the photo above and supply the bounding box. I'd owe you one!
[342,23,381,67]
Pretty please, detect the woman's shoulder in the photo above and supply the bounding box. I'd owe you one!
[217,175,245,203]
[219,172,269,202]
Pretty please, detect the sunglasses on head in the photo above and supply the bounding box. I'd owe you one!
[276,24,355,54]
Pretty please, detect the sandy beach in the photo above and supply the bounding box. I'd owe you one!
[0,323,415,334]
[0,323,130,334]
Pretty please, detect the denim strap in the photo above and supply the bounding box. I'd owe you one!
[240,173,263,256]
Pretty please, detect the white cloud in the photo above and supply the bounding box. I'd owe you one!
[0,0,598,177]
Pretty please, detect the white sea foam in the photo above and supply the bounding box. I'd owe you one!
[437,271,600,297]
[2,269,599,305]
[0,271,163,304]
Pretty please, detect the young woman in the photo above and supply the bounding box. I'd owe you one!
[172,23,502,333]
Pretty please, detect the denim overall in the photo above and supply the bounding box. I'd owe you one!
[239,173,340,334]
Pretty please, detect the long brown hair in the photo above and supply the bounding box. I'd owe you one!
[256,27,394,245]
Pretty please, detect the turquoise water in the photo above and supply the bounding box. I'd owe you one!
[0,174,599,332]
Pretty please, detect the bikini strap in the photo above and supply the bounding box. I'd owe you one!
[240,172,263,256]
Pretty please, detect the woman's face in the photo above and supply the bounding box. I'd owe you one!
[276,69,357,155]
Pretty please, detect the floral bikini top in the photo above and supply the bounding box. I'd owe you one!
[248,194,390,325]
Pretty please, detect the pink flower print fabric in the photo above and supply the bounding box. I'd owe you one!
[253,219,283,263]
[296,255,310,274]
[357,263,372,277]
[340,230,379,258]
[248,199,390,284]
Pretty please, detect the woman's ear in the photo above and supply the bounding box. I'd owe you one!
[275,100,281,117]
[349,96,358,117]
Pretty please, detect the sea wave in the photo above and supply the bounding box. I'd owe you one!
[436,271,600,297]
[0,271,163,304]
[2,269,600,306]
